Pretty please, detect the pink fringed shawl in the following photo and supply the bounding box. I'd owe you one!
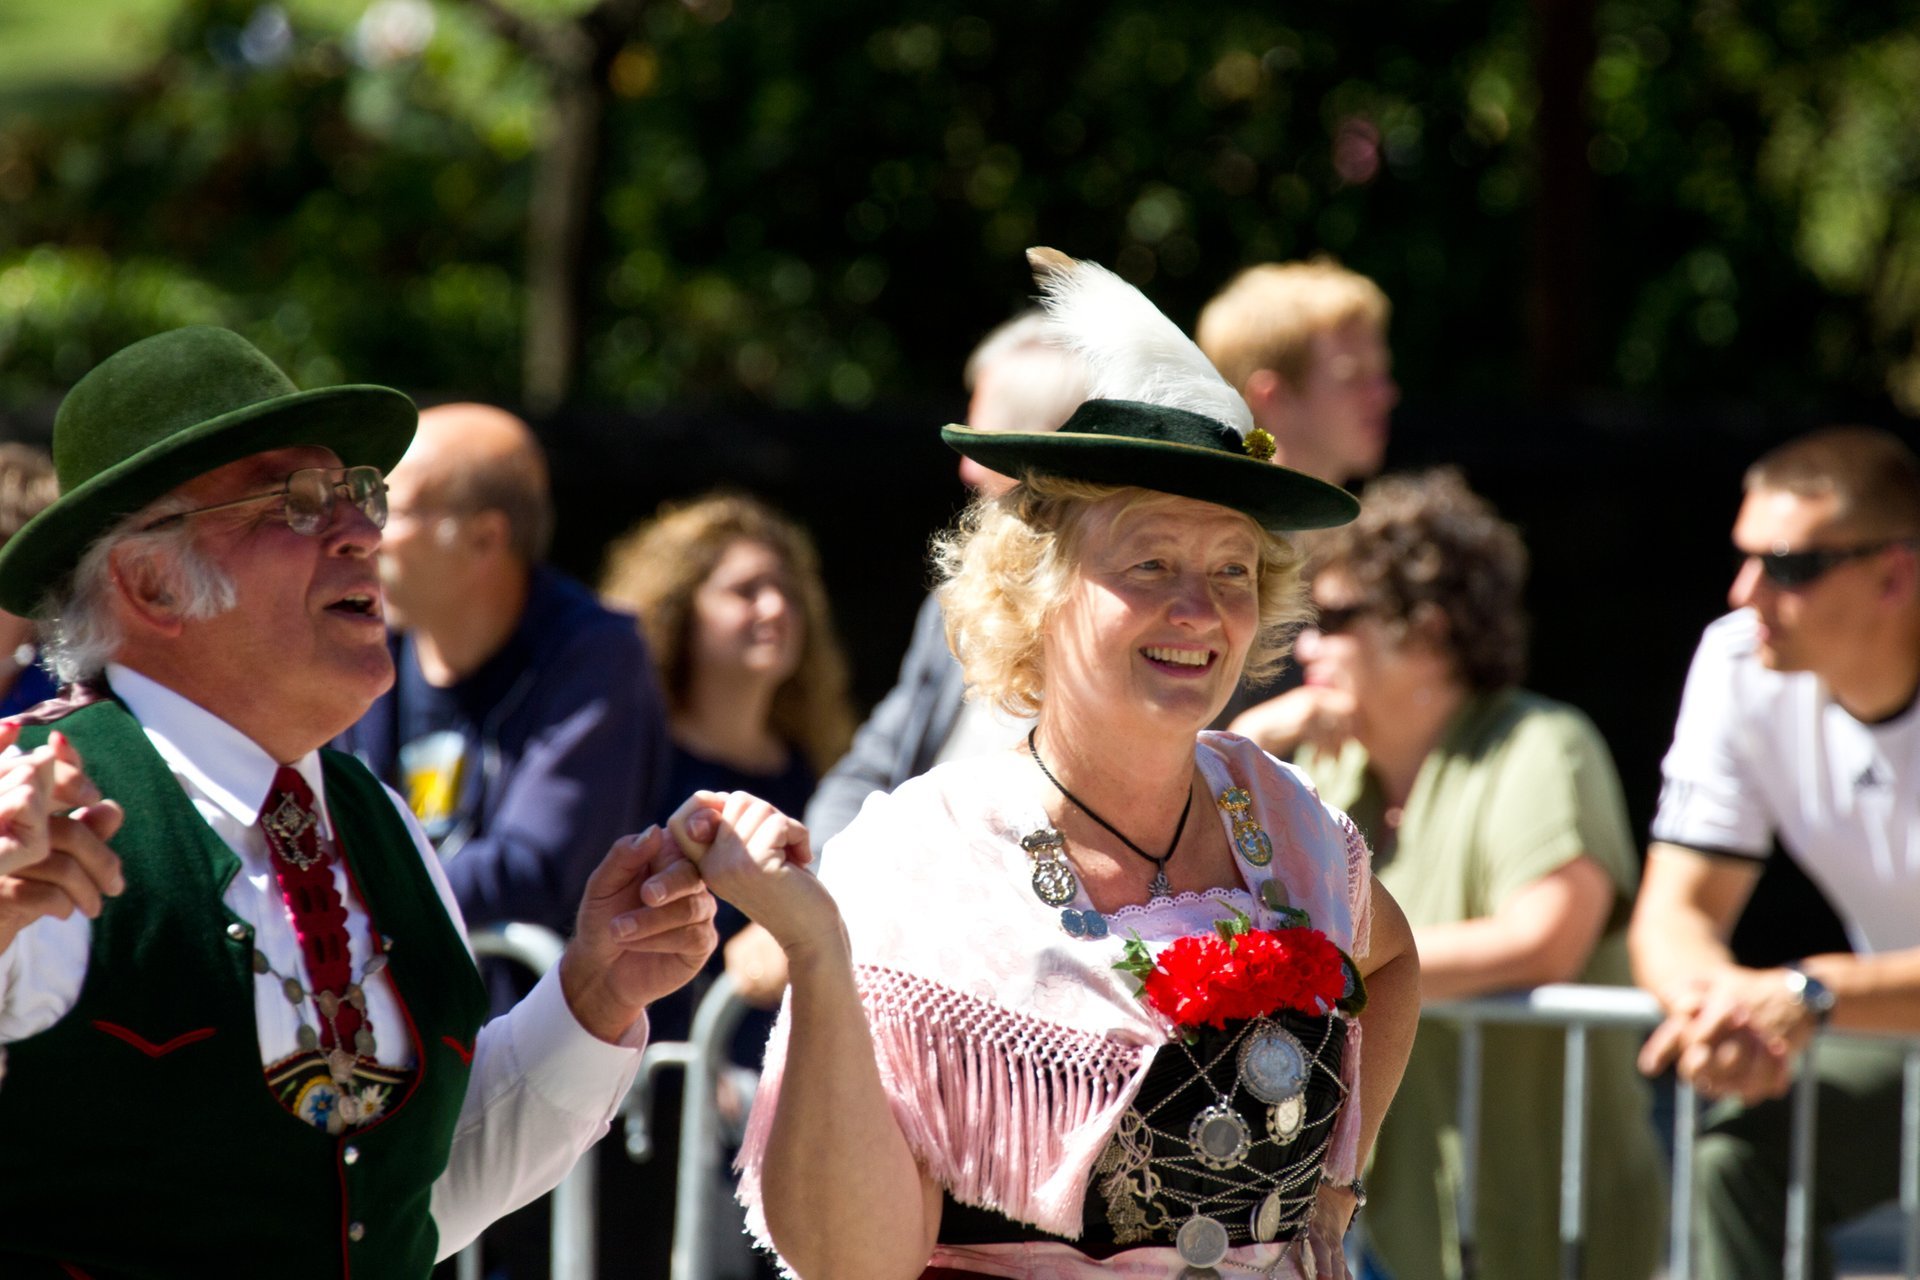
[735,732,1373,1254]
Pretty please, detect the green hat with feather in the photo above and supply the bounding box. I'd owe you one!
[942,248,1359,532]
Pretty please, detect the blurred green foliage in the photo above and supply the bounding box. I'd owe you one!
[0,0,1915,416]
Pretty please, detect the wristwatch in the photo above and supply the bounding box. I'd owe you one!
[1783,965,1837,1025]
[1321,1175,1368,1209]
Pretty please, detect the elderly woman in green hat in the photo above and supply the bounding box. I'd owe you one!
[0,326,717,1275]
[671,250,1421,1280]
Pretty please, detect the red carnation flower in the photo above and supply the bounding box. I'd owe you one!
[1137,925,1347,1031]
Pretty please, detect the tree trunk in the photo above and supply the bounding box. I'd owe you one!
[1527,0,1597,402]
[523,71,606,414]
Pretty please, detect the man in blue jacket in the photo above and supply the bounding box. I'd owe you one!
[340,403,670,941]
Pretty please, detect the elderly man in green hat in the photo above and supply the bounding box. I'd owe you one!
[0,327,718,1275]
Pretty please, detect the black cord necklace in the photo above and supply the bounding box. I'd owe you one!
[1027,726,1193,899]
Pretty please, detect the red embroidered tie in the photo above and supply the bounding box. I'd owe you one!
[261,766,365,1053]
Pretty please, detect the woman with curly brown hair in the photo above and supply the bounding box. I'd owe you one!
[603,491,855,824]
[1232,468,1665,1280]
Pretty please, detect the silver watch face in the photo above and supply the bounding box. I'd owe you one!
[1787,967,1837,1016]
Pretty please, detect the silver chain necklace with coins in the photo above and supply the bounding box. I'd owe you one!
[1091,1011,1347,1272]
[251,938,390,1123]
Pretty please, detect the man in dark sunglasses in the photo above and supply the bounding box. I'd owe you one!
[0,328,716,1272]
[1629,425,1920,1280]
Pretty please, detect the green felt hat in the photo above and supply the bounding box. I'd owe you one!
[0,326,416,613]
[942,399,1359,532]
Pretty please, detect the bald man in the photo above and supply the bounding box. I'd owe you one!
[337,403,670,944]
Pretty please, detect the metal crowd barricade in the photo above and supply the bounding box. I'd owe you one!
[457,923,750,1280]
[1423,984,1920,1280]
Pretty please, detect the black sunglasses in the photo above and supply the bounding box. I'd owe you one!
[1743,541,1906,589]
[1309,603,1376,635]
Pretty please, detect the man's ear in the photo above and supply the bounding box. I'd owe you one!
[465,509,511,558]
[1880,541,1920,605]
[1244,368,1289,416]
[109,545,187,638]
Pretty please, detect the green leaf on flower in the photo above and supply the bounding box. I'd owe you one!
[1211,907,1254,946]
[1112,930,1157,982]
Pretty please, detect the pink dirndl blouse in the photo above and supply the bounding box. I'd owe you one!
[735,732,1374,1279]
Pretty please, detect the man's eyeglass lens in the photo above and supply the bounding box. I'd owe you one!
[284,467,387,534]
[151,466,387,535]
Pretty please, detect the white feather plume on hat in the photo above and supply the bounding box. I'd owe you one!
[1026,246,1254,440]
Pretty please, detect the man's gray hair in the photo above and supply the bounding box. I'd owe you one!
[37,501,238,684]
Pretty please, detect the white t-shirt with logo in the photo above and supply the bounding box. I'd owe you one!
[1652,610,1920,955]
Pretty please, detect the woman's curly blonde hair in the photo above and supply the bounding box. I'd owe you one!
[931,473,1309,717]
[600,492,855,775]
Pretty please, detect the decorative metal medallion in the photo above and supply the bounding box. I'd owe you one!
[1032,860,1077,907]
[1023,828,1079,907]
[1176,1214,1232,1268]
[263,793,321,868]
[1022,828,1066,855]
[1238,1025,1309,1104]
[1259,878,1291,912]
[1268,1095,1305,1142]
[1234,824,1275,866]
[1250,1189,1284,1243]
[1218,786,1273,866]
[1148,868,1173,899]
[1189,1102,1253,1170]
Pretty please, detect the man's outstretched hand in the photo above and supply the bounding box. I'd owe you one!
[559,825,718,1044]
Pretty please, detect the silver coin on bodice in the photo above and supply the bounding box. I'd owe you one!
[1189,1101,1252,1170]
[1238,1025,1308,1104]
[1250,1189,1284,1242]
[1176,1214,1231,1268]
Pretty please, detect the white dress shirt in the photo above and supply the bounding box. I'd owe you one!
[0,664,645,1256]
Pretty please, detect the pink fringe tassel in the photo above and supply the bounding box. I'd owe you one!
[736,967,1150,1249]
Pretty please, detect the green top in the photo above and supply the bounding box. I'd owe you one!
[0,697,487,1279]
[1303,689,1664,1280]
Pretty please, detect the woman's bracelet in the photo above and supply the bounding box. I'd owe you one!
[1320,1175,1368,1211]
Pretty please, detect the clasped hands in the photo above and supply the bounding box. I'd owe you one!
[1638,965,1819,1102]
[0,724,126,954]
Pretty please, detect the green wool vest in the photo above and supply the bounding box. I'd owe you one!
[0,698,488,1279]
